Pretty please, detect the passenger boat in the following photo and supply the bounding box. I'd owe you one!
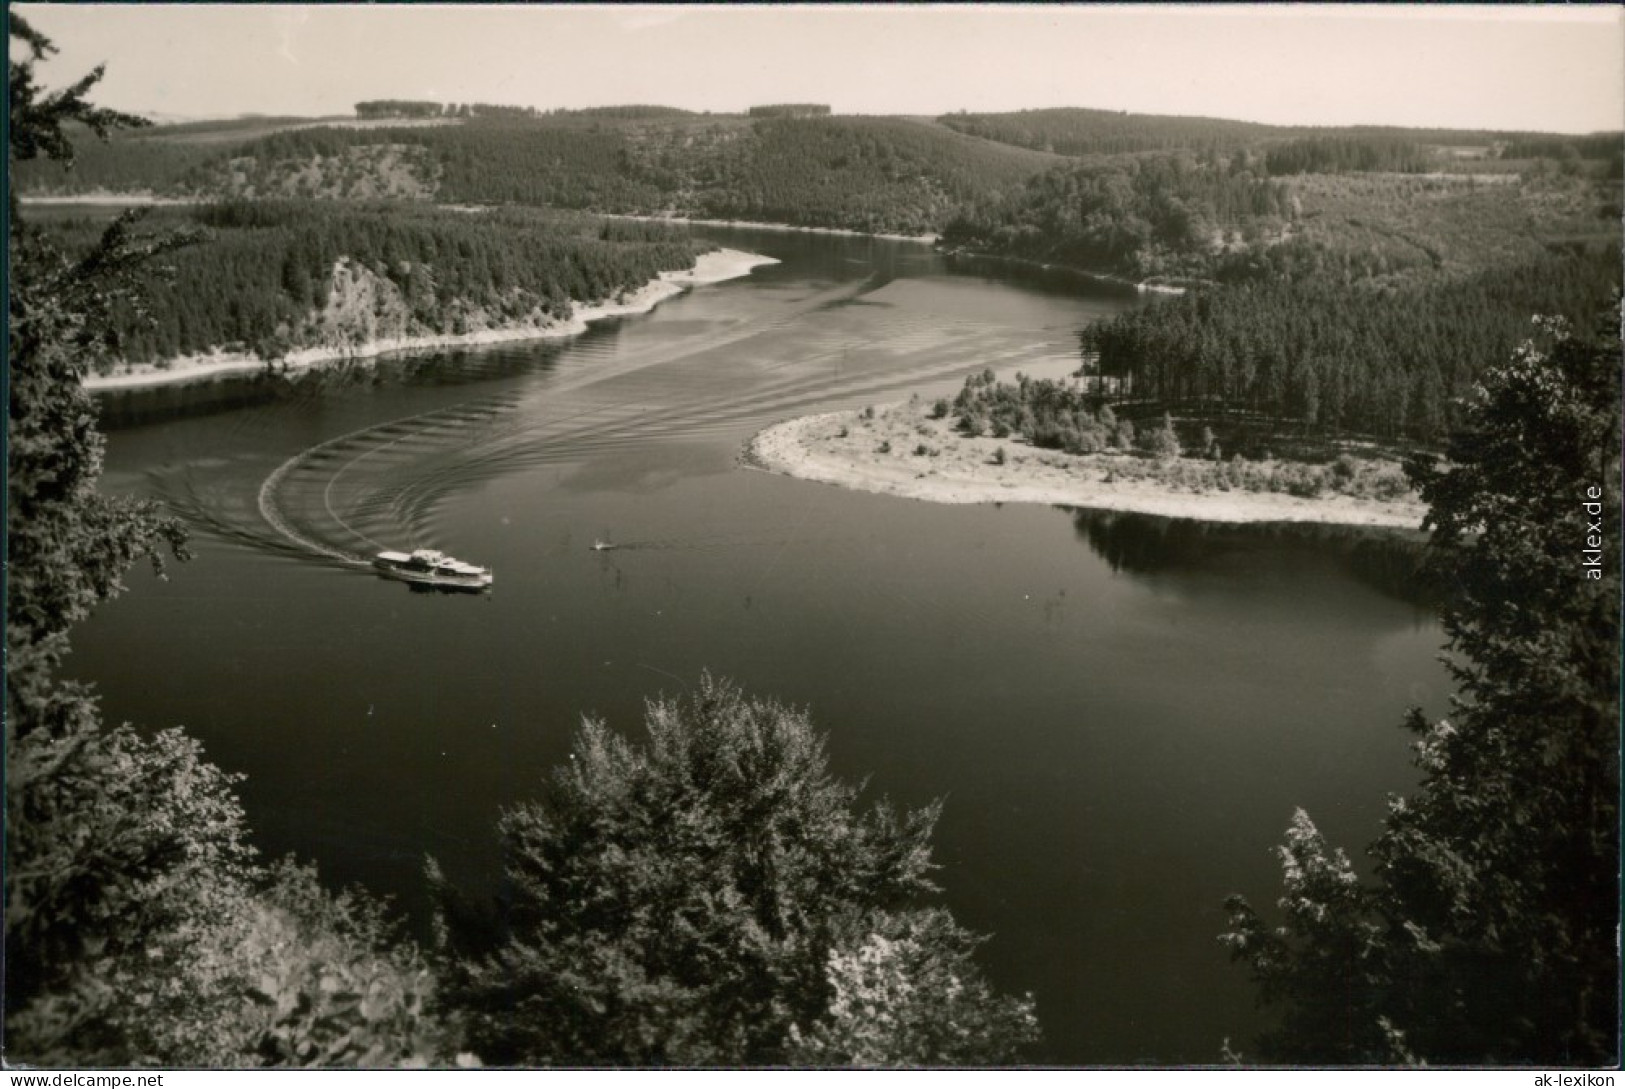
[373,549,493,591]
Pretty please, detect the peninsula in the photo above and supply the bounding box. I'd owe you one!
[748,394,1427,528]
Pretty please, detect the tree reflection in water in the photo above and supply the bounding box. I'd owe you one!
[1068,506,1432,606]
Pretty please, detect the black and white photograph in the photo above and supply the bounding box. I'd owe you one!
[5,2,1621,1075]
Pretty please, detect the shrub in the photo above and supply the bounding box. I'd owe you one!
[1139,413,1182,460]
[958,411,987,438]
[1065,420,1110,455]
[1279,463,1327,498]
[435,677,1039,1066]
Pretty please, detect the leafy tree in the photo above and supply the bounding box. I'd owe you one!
[435,675,1039,1066]
[127,859,449,1068]
[1221,306,1621,1064]
[785,908,1039,1066]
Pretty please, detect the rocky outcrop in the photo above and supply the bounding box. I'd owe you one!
[283,258,562,360]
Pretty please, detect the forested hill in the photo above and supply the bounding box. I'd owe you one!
[938,108,1279,157]
[941,154,1295,283]
[935,107,1624,167]
[17,106,1618,243]
[34,202,707,368]
[942,151,1619,286]
[927,118,1622,446]
[13,114,1065,236]
[1081,243,1621,441]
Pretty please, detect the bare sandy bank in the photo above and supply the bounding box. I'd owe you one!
[746,404,1427,528]
[20,192,197,207]
[85,248,778,392]
[602,212,937,246]
[943,246,1188,296]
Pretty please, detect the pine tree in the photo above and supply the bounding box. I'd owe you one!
[1221,306,1621,1064]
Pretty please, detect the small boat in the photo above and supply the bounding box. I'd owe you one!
[373,549,493,592]
[591,539,618,552]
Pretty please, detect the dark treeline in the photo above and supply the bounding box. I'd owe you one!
[747,104,831,119]
[1262,136,1431,176]
[40,202,704,364]
[354,99,445,119]
[459,102,541,120]
[1081,245,1622,439]
[941,153,1293,280]
[558,105,700,120]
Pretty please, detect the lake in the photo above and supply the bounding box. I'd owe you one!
[75,227,1448,1064]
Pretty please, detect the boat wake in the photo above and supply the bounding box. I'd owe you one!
[153,271,1087,574]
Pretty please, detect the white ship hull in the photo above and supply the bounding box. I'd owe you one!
[373,549,493,592]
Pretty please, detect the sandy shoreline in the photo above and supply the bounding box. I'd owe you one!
[746,405,1427,528]
[85,248,778,391]
[944,246,1188,296]
[602,212,938,246]
[21,192,197,207]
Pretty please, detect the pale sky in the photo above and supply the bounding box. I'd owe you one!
[13,3,1625,134]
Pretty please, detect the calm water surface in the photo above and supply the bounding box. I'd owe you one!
[77,228,1448,1064]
